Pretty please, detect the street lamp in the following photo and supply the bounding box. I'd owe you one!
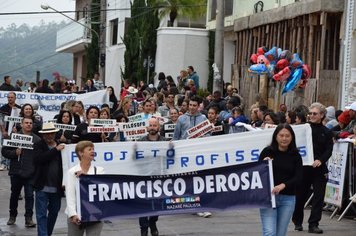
[40,3,99,39]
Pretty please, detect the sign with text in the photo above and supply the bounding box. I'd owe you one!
[61,124,314,186]
[0,90,109,122]
[324,142,349,207]
[90,119,117,126]
[77,161,273,221]
[54,123,77,131]
[87,126,119,133]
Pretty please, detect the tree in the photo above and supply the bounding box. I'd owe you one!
[155,0,206,27]
[85,0,100,80]
[122,0,159,85]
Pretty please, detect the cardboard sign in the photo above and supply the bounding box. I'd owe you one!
[212,125,223,133]
[123,127,147,138]
[118,121,147,130]
[151,115,169,125]
[90,119,117,126]
[3,139,33,149]
[164,124,176,130]
[4,116,22,123]
[11,133,33,143]
[54,123,77,131]
[87,126,119,133]
[188,124,214,139]
[128,114,143,122]
[187,120,211,136]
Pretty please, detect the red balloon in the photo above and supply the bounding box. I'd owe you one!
[273,67,291,81]
[257,46,268,55]
[250,54,258,64]
[302,64,311,80]
[276,59,289,70]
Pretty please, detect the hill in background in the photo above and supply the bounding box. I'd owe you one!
[0,21,73,87]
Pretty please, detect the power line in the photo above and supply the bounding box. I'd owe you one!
[0,53,59,77]
[0,4,206,16]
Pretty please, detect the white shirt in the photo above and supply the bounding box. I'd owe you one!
[65,164,105,219]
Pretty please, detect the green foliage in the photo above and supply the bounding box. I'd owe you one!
[0,21,72,82]
[155,0,207,26]
[122,0,159,86]
[85,0,100,80]
[197,88,210,98]
[207,30,215,93]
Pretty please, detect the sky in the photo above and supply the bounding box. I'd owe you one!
[0,0,75,28]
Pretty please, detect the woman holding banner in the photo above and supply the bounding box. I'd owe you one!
[65,141,104,236]
[259,123,303,236]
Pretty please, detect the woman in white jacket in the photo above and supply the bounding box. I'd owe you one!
[65,141,104,236]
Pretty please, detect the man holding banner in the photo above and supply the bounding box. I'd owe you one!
[138,117,167,236]
[292,103,334,234]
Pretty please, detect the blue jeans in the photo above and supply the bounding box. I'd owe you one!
[9,176,34,217]
[35,190,62,236]
[260,194,296,236]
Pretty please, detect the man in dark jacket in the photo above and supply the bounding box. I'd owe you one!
[33,122,65,236]
[1,117,41,227]
[292,102,334,234]
[0,75,16,91]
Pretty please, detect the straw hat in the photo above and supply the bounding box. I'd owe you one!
[39,123,60,134]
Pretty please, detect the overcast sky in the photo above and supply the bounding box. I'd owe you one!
[0,0,75,28]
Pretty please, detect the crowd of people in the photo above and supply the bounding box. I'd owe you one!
[0,65,355,236]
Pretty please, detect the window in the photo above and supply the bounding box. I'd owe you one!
[209,0,234,21]
[110,18,118,45]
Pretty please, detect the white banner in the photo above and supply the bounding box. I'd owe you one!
[324,142,349,207]
[61,124,314,184]
[0,90,109,122]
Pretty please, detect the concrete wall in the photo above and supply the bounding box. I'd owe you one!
[207,0,297,30]
[155,27,209,89]
[105,0,131,95]
[223,40,235,84]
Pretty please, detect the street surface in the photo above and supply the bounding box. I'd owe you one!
[0,170,355,236]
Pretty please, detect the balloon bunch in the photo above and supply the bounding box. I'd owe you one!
[249,46,311,94]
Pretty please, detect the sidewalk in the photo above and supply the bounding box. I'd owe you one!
[0,170,355,235]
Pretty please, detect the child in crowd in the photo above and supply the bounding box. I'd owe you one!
[228,107,248,126]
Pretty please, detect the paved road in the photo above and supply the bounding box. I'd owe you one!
[0,170,355,236]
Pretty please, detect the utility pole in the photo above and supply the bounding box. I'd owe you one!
[213,0,224,93]
[99,0,106,84]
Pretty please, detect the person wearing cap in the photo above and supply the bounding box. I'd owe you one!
[33,122,65,236]
[335,101,356,139]
[1,117,41,227]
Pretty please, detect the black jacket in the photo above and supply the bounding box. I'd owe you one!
[309,122,334,174]
[32,139,64,196]
[1,132,41,178]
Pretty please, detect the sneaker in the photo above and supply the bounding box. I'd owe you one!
[7,216,16,225]
[25,217,36,227]
[0,164,5,171]
[196,212,205,217]
[202,212,212,218]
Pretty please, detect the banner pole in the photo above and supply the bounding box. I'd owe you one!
[268,159,276,208]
